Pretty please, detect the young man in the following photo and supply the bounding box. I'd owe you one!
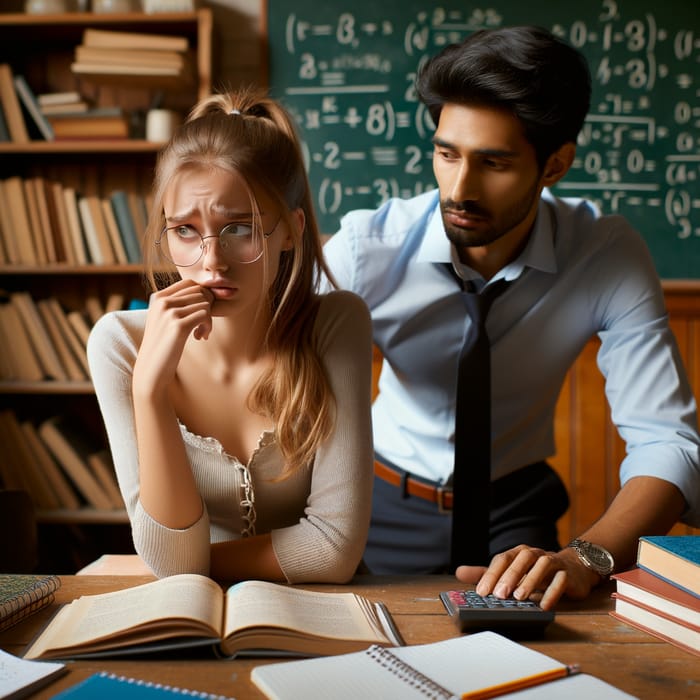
[322,26,700,608]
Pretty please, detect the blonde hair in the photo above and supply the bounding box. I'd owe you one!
[142,88,337,476]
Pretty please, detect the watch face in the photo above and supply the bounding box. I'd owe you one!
[569,539,614,575]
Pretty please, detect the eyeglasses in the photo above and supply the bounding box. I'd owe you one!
[155,217,280,267]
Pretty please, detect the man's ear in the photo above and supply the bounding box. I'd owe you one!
[541,142,575,187]
[283,208,305,251]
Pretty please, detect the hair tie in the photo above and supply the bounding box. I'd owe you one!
[230,109,241,115]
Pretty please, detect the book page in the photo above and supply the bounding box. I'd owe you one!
[24,574,224,659]
[396,632,565,695]
[223,581,390,643]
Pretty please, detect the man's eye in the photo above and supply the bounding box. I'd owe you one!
[221,223,254,237]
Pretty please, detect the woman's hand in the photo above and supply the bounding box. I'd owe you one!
[133,279,214,395]
[455,545,599,610]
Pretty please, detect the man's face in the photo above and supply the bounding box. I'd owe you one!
[432,103,545,256]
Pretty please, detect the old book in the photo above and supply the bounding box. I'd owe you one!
[30,176,57,263]
[81,27,188,53]
[0,63,29,143]
[78,195,116,264]
[86,450,123,510]
[0,301,44,381]
[100,197,128,264]
[37,298,88,381]
[611,593,699,657]
[66,309,92,348]
[0,574,61,633]
[13,75,54,141]
[62,187,89,265]
[637,535,700,597]
[40,101,90,116]
[83,295,104,326]
[0,179,17,265]
[37,90,81,106]
[21,178,47,264]
[46,299,90,377]
[21,419,82,511]
[104,292,125,314]
[0,409,61,510]
[75,45,186,70]
[71,62,182,78]
[48,181,76,264]
[10,291,67,381]
[38,415,113,511]
[612,567,698,625]
[47,109,129,140]
[3,176,37,264]
[24,575,402,661]
[109,190,142,263]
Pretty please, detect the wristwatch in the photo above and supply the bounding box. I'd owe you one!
[567,539,615,577]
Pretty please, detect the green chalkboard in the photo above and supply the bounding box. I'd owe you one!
[266,1,700,278]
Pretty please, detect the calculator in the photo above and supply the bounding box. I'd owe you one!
[439,590,555,634]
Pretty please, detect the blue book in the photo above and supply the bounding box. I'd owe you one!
[110,189,142,263]
[637,535,699,598]
[52,672,235,699]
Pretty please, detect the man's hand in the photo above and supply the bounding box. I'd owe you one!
[455,545,600,610]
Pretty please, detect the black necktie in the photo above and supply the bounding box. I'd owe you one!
[449,273,509,569]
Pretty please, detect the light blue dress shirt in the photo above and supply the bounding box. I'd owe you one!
[322,188,700,526]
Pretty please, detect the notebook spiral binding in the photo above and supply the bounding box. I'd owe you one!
[95,672,235,699]
[365,645,455,699]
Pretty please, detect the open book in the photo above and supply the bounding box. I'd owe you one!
[252,631,637,699]
[23,574,402,661]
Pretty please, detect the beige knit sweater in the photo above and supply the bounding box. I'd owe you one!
[87,290,374,583]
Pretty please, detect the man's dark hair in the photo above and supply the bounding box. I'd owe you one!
[416,25,591,167]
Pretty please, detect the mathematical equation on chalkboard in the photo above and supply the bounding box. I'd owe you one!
[267,1,700,277]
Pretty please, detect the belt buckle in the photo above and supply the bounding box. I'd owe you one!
[436,486,452,513]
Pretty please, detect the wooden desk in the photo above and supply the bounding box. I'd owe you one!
[1,575,697,699]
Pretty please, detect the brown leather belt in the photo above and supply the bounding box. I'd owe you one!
[374,460,453,512]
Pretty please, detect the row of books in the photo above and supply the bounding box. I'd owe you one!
[71,27,192,81]
[611,535,699,657]
[0,62,130,143]
[0,176,148,266]
[0,289,138,383]
[0,408,123,513]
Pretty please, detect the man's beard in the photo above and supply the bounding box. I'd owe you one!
[440,179,540,249]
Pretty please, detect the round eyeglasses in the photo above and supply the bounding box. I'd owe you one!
[155,217,280,267]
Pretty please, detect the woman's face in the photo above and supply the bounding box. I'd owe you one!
[161,167,300,318]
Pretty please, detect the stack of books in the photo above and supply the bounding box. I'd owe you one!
[611,535,699,657]
[71,28,191,80]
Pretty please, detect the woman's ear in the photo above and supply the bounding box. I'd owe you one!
[541,142,576,187]
[282,207,305,251]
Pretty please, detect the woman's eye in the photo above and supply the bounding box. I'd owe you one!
[174,225,199,240]
[221,223,254,237]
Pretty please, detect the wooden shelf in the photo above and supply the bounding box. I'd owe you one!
[0,380,94,395]
[0,140,164,154]
[0,10,212,552]
[37,508,128,525]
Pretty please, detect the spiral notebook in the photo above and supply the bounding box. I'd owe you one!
[51,672,235,699]
[251,631,637,699]
[0,574,61,633]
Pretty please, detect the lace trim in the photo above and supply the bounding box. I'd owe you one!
[178,424,276,538]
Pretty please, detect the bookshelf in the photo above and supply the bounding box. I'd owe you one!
[0,9,212,547]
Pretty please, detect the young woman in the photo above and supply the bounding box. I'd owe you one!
[87,90,374,583]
